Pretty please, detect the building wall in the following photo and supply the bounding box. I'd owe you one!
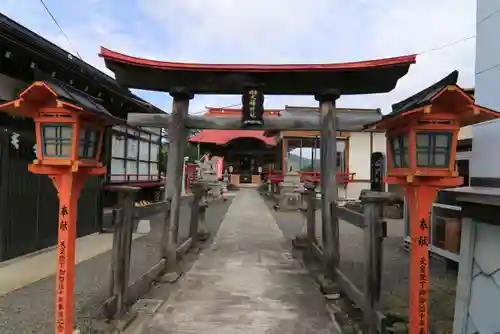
[343,131,386,200]
[471,0,500,178]
[475,0,500,112]
[459,126,473,141]
[450,3,500,332]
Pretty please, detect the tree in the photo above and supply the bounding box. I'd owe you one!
[157,142,201,174]
[300,164,315,172]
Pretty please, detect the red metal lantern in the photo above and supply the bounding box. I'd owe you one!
[367,71,500,334]
[0,80,120,334]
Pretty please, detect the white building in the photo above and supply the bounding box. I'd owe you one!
[471,0,500,178]
[445,2,500,333]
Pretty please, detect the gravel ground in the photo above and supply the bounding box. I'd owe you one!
[0,199,232,334]
[266,196,457,333]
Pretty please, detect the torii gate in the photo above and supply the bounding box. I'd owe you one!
[100,47,416,280]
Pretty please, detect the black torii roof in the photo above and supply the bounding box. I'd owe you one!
[100,47,416,95]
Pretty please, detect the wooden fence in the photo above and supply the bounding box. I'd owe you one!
[300,185,396,333]
[102,183,215,321]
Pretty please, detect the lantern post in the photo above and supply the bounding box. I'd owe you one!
[366,71,500,334]
[0,81,119,334]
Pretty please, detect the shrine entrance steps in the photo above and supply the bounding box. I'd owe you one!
[135,188,335,333]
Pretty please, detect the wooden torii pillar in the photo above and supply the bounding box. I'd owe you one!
[161,89,193,271]
[316,90,340,279]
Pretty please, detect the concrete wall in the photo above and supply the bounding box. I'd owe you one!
[471,119,500,178]
[471,0,500,178]
[475,0,500,112]
[451,3,500,333]
[454,222,500,334]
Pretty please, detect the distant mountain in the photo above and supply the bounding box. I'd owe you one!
[287,153,319,171]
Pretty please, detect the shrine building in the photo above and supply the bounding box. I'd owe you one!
[189,105,386,201]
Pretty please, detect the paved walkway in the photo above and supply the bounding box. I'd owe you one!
[143,189,334,334]
[0,199,233,334]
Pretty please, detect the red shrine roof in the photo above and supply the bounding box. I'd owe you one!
[204,108,281,116]
[99,47,417,95]
[188,108,278,146]
[189,130,276,146]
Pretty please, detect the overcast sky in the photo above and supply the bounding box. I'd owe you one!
[1,0,477,114]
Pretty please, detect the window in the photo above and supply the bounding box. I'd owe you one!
[79,127,100,159]
[41,124,73,157]
[110,126,163,183]
[416,132,451,168]
[390,135,409,168]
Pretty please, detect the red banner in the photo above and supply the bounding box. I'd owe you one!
[215,157,224,180]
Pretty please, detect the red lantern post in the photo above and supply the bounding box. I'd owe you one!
[367,71,500,334]
[0,81,119,334]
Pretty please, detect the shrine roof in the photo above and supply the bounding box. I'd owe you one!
[99,47,416,95]
[204,108,281,116]
[282,105,381,119]
[189,130,276,146]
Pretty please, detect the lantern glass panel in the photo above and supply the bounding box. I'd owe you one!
[41,124,73,158]
[79,127,100,159]
[416,132,452,168]
[390,135,409,168]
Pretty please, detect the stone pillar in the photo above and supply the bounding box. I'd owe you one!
[293,182,317,248]
[277,170,302,211]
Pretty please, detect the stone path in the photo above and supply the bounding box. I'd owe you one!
[144,188,335,334]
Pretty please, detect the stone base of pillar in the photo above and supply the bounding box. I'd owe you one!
[197,231,210,242]
[278,188,302,211]
[292,235,309,249]
[197,202,210,241]
[293,212,310,248]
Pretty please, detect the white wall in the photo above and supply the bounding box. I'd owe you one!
[471,0,500,178]
[471,119,500,178]
[475,0,500,112]
[343,131,386,200]
[459,126,473,140]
